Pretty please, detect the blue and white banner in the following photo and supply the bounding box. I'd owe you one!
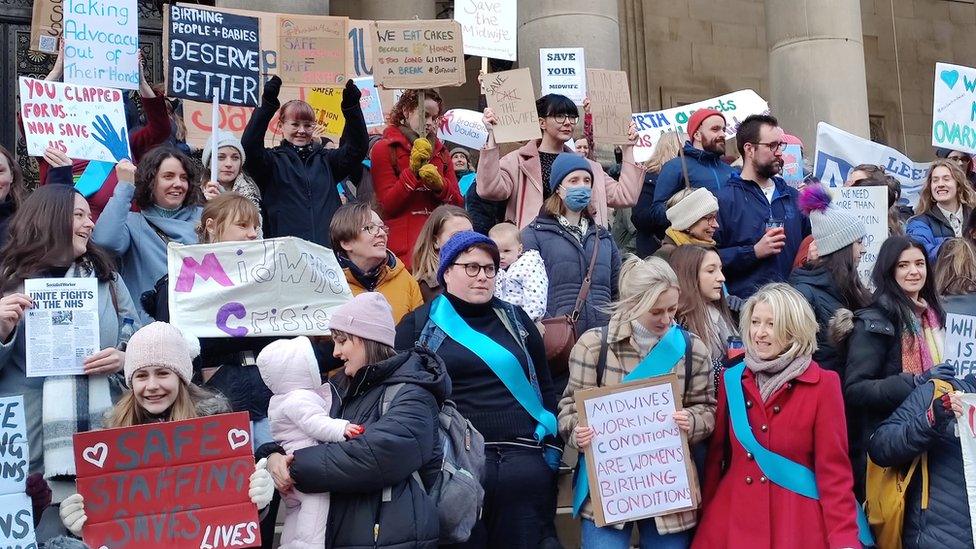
[932,62,976,155]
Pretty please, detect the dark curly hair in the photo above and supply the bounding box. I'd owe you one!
[133,146,203,210]
[388,89,444,128]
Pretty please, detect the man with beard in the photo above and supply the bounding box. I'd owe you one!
[714,114,810,298]
[639,108,739,244]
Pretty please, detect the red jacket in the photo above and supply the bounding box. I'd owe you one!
[692,362,861,549]
[371,126,462,271]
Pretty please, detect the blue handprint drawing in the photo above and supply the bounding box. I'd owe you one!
[92,114,131,161]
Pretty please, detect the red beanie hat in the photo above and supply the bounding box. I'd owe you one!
[687,108,725,140]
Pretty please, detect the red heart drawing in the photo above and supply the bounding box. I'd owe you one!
[227,428,250,450]
[83,442,109,468]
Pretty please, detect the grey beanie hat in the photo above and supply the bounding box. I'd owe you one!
[799,184,867,256]
[201,130,246,168]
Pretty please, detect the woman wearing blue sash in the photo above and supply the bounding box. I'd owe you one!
[559,256,715,548]
[395,231,562,549]
[693,284,862,549]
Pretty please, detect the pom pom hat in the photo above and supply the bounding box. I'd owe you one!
[798,184,866,256]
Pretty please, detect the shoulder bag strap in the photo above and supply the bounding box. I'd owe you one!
[570,236,601,322]
[595,325,610,388]
[681,329,693,401]
[144,216,174,245]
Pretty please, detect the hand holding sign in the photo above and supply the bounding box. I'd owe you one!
[82,346,125,376]
[59,493,87,537]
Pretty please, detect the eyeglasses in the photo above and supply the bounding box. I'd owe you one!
[362,224,390,236]
[948,155,970,163]
[548,115,579,125]
[451,262,497,278]
[752,141,787,152]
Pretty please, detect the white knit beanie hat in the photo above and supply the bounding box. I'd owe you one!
[799,184,867,256]
[666,187,720,231]
[124,322,200,386]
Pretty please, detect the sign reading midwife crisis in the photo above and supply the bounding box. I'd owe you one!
[73,412,259,549]
[165,5,261,107]
[372,20,466,89]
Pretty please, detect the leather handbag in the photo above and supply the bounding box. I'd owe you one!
[541,237,600,377]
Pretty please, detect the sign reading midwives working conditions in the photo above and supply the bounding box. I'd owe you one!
[277,15,349,87]
[576,375,698,527]
[933,62,976,155]
[63,0,139,89]
[484,68,539,144]
[540,48,586,104]
[587,69,633,145]
[943,313,976,378]
[830,186,887,288]
[438,108,490,149]
[0,396,35,549]
[814,121,928,207]
[167,237,352,339]
[30,0,63,53]
[165,5,261,107]
[73,412,260,549]
[454,0,517,61]
[372,20,466,89]
[19,77,131,162]
[631,89,769,163]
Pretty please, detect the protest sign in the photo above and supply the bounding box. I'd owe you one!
[0,396,35,549]
[74,412,260,549]
[814,121,928,207]
[165,5,261,107]
[944,313,976,378]
[0,493,34,549]
[63,0,139,90]
[167,237,352,338]
[957,393,976,545]
[24,278,99,378]
[30,0,63,53]
[372,20,465,89]
[932,62,976,155]
[182,86,305,149]
[540,48,586,104]
[576,375,697,527]
[307,77,384,138]
[438,108,489,149]
[454,0,517,61]
[586,69,632,145]
[631,90,769,162]
[348,20,374,78]
[484,68,538,144]
[277,15,349,87]
[830,186,887,287]
[781,143,804,186]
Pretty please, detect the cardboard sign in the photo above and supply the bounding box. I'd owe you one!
[586,69,632,145]
[576,375,698,527]
[454,0,517,61]
[19,77,130,162]
[0,396,36,549]
[63,0,139,90]
[306,77,384,139]
[372,20,466,89]
[933,62,976,155]
[438,108,489,149]
[277,15,349,87]
[944,313,976,377]
[484,68,538,144]
[167,237,353,338]
[30,0,63,53]
[957,393,976,544]
[347,19,375,78]
[165,5,261,107]
[74,412,259,549]
[781,143,804,187]
[830,186,887,288]
[540,47,586,104]
[814,121,928,207]
[631,89,769,162]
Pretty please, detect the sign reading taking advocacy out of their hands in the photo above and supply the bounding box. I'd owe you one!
[0,396,35,549]
[372,20,466,89]
[933,62,976,155]
[19,77,131,162]
[73,412,259,549]
[63,0,140,90]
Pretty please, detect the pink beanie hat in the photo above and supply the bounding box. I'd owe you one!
[123,322,199,385]
[330,292,396,348]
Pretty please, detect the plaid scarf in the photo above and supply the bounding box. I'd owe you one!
[900,305,944,376]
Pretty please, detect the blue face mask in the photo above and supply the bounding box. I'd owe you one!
[563,187,592,212]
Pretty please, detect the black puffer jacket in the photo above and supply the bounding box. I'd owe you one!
[290,348,450,549]
[868,376,976,549]
[790,265,852,375]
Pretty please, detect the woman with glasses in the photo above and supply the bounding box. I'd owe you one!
[906,159,976,261]
[395,231,561,549]
[477,93,645,229]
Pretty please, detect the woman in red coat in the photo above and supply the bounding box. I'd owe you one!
[371,89,463,271]
[693,283,862,549]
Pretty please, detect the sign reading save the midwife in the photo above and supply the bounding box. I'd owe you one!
[576,375,698,527]
[73,412,259,549]
[933,62,976,155]
[0,396,35,549]
[167,237,353,339]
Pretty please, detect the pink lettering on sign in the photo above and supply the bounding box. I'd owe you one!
[175,253,234,292]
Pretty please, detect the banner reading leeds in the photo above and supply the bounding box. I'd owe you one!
[165,5,261,107]
[167,237,353,338]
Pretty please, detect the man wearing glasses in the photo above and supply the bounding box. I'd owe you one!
[714,114,810,299]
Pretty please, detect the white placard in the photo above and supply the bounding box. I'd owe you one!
[957,394,976,545]
[0,493,35,549]
[932,62,976,155]
[25,278,99,377]
[0,396,28,496]
[438,108,490,149]
[830,186,888,288]
[167,237,353,338]
[454,0,517,61]
[945,313,976,378]
[540,48,586,104]
[63,0,140,90]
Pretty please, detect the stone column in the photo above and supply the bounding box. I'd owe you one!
[765,0,870,147]
[332,0,436,20]
[215,0,330,15]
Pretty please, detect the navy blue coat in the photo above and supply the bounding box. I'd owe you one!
[714,174,809,298]
[646,142,738,233]
[906,206,972,261]
[630,170,664,257]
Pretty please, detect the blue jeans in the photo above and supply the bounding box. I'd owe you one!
[581,519,690,549]
[251,418,273,448]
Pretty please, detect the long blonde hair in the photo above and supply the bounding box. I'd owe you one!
[105,378,224,428]
[917,159,976,215]
[646,131,684,173]
[607,255,680,323]
[412,205,470,282]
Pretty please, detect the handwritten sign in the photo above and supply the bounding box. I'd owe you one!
[933,62,976,155]
[454,0,517,61]
[781,143,804,187]
[165,5,261,107]
[19,77,130,162]
[484,68,538,144]
[307,77,384,138]
[30,0,63,53]
[576,376,698,527]
[167,237,352,338]
[277,15,349,87]
[372,20,465,89]
[830,185,887,287]
[438,108,489,149]
[586,70,632,145]
[0,396,35,549]
[540,48,586,104]
[74,412,259,549]
[957,393,976,544]
[63,0,139,89]
[945,313,976,378]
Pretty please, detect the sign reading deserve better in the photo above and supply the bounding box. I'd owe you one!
[165,5,261,107]
[167,237,352,338]
[372,20,465,89]
[576,375,697,527]
[0,396,35,549]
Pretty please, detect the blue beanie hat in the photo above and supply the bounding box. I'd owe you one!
[436,231,500,285]
[548,152,594,192]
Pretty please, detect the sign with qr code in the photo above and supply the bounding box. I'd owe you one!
[24,278,100,377]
